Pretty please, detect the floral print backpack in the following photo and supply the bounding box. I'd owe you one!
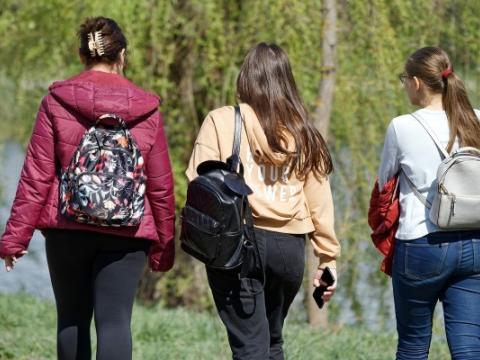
[60,113,146,226]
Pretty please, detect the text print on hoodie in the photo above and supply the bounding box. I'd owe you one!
[186,103,340,269]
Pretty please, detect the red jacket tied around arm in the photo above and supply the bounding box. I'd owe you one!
[368,176,399,276]
[0,70,175,272]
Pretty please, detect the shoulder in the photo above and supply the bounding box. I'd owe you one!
[390,113,415,129]
[121,77,160,104]
[387,113,423,139]
[382,114,412,138]
[39,94,51,109]
[381,113,420,149]
[207,105,236,124]
[206,104,254,128]
[37,94,55,118]
[49,71,160,104]
[199,105,238,133]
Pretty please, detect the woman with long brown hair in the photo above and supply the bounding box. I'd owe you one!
[186,43,340,359]
[378,46,480,359]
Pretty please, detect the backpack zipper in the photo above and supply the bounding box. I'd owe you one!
[451,194,456,216]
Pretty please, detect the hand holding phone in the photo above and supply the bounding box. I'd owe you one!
[312,267,336,309]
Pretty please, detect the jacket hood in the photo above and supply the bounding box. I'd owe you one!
[240,103,294,167]
[48,70,160,124]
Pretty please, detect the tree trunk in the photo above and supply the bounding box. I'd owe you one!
[313,0,337,136]
[305,0,337,329]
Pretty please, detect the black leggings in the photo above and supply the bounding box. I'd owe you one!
[44,229,150,360]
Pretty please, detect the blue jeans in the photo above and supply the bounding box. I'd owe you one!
[392,231,480,360]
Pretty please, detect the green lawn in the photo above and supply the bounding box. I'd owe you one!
[0,293,450,360]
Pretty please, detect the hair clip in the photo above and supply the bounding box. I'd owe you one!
[87,31,105,57]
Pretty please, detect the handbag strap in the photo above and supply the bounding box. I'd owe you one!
[229,105,242,173]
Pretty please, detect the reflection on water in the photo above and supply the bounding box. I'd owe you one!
[0,141,53,299]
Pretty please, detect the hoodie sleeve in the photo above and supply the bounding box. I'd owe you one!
[303,174,340,269]
[145,110,175,272]
[0,97,56,259]
[185,114,220,181]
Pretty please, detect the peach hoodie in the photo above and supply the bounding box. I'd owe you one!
[186,104,340,269]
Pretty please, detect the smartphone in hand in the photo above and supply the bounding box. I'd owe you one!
[312,267,335,309]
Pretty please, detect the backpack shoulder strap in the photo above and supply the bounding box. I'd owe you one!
[401,168,432,208]
[404,112,449,208]
[229,105,242,172]
[410,112,450,158]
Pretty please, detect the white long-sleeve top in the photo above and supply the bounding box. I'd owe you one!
[377,108,480,240]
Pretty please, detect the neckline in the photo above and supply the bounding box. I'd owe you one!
[418,108,446,114]
[83,69,125,78]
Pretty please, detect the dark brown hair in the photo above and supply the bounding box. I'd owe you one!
[236,43,333,179]
[78,17,127,65]
[405,46,480,152]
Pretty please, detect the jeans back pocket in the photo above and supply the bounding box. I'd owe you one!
[404,242,449,280]
[473,239,480,273]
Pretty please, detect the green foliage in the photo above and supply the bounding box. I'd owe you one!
[1,0,480,325]
[0,293,56,358]
[0,293,452,360]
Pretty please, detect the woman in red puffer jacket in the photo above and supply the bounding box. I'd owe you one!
[0,17,175,360]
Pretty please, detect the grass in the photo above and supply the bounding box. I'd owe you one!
[0,293,451,360]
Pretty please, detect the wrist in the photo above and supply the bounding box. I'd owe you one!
[318,257,337,270]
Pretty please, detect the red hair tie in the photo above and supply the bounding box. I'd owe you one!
[442,68,453,79]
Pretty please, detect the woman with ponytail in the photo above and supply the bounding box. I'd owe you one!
[378,46,480,359]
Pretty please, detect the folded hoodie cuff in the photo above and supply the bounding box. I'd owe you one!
[148,240,175,272]
[318,256,337,270]
[0,241,26,259]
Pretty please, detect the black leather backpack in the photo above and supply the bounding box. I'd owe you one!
[180,106,261,279]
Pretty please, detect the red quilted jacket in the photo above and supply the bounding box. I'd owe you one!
[368,176,399,276]
[0,70,175,272]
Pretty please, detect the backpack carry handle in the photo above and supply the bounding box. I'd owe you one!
[452,147,480,157]
[94,113,132,151]
[96,113,127,128]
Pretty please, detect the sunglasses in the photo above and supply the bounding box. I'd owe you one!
[398,73,411,84]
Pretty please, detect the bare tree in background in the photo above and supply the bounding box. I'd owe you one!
[305,0,337,328]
